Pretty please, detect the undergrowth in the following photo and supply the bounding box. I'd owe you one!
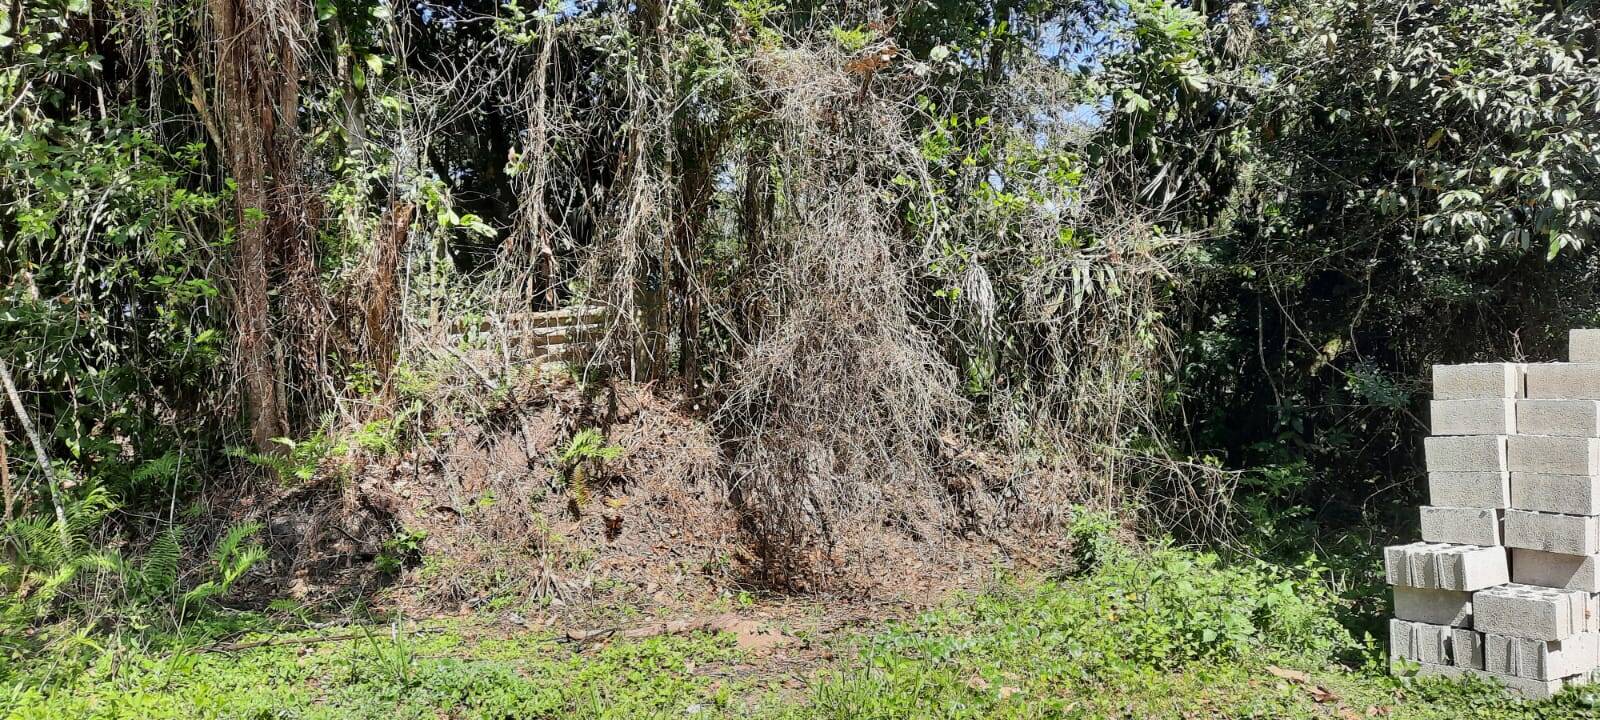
[8,532,1600,718]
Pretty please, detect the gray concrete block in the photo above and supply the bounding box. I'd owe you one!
[1508,435,1600,475]
[1431,399,1517,436]
[1454,628,1485,669]
[1517,400,1600,437]
[1511,548,1600,592]
[1527,363,1600,400]
[1473,583,1590,640]
[1430,472,1511,509]
[1483,632,1600,681]
[1426,435,1508,473]
[1434,363,1525,400]
[1392,618,1455,665]
[1486,671,1569,700]
[1512,472,1600,515]
[1394,586,1473,627]
[1572,330,1600,363]
[1396,662,1569,700]
[1385,542,1509,590]
[1506,510,1600,555]
[1420,506,1503,546]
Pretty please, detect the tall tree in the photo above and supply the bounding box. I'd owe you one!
[207,0,322,452]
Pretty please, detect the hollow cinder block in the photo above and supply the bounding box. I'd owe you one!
[1483,631,1600,681]
[1431,399,1517,436]
[1393,586,1473,627]
[1429,472,1511,509]
[1384,542,1509,591]
[1505,509,1600,555]
[1454,628,1485,669]
[1517,399,1600,437]
[1511,472,1600,516]
[1391,618,1456,665]
[1487,670,1569,700]
[1420,506,1503,547]
[1508,435,1600,475]
[1526,363,1600,400]
[1434,363,1525,400]
[1396,662,1569,700]
[1472,583,1589,641]
[1572,330,1600,363]
[1425,435,1508,473]
[1511,548,1600,592]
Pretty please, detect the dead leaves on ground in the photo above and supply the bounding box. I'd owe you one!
[564,614,794,653]
[1266,665,1390,718]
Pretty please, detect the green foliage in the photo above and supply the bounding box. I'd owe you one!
[554,429,622,506]
[7,541,1600,717]
[748,523,1359,718]
[3,620,744,718]
[0,485,262,680]
[789,546,1592,719]
[3,0,229,520]
[228,432,336,484]
[6,2,1600,711]
[136,526,182,601]
[829,25,875,52]
[374,528,426,575]
[179,523,266,615]
[1085,0,1600,539]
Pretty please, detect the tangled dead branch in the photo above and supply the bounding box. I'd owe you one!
[713,45,964,588]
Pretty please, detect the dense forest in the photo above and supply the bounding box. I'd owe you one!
[3,0,1600,715]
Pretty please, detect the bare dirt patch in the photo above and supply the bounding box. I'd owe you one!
[217,362,1093,625]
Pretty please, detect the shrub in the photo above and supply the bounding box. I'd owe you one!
[800,540,1353,718]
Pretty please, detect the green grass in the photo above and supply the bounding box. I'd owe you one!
[9,542,1600,719]
[3,625,746,719]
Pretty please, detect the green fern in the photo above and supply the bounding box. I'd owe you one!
[63,486,117,550]
[180,522,264,615]
[129,451,182,491]
[7,516,66,569]
[137,525,182,599]
[211,522,261,568]
[555,429,622,506]
[228,435,331,483]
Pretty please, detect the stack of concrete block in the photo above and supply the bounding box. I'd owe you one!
[1389,330,1600,699]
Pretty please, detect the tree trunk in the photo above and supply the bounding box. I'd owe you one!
[0,360,70,550]
[209,0,324,452]
[211,0,281,452]
[0,417,13,523]
[673,145,714,387]
[365,201,414,380]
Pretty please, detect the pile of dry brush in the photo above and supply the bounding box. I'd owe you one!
[294,35,1229,596]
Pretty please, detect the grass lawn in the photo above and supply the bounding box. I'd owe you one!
[7,543,1600,719]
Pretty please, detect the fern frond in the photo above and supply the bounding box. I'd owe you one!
[559,429,622,464]
[27,564,81,616]
[5,517,66,569]
[138,525,182,598]
[212,522,262,567]
[221,546,266,587]
[130,452,181,486]
[179,580,221,611]
[63,485,118,555]
[76,549,130,577]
